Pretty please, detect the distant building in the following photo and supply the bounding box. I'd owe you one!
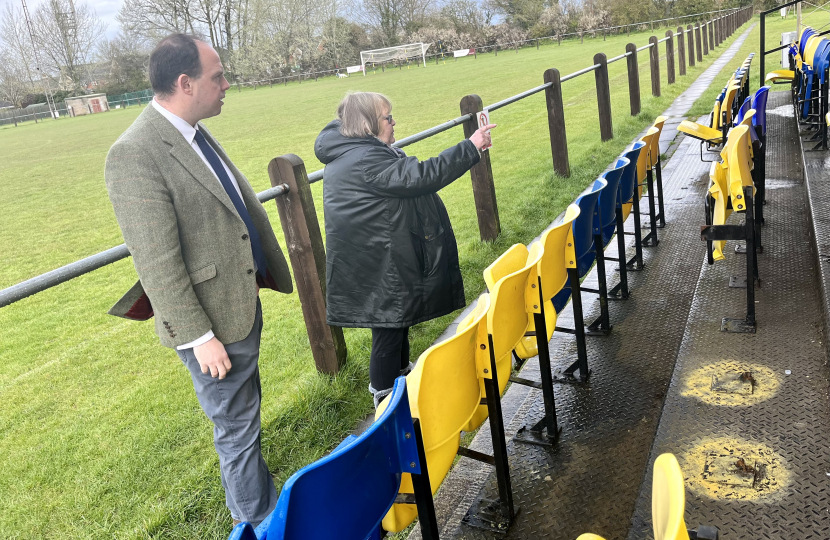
[65,93,110,117]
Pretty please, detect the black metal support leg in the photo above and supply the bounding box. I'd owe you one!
[586,233,612,335]
[410,418,440,540]
[721,188,757,334]
[514,283,561,447]
[609,207,630,298]
[643,169,659,247]
[655,155,666,228]
[553,268,591,383]
[623,198,646,270]
[462,336,517,532]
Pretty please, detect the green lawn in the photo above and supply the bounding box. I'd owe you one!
[0,17,765,539]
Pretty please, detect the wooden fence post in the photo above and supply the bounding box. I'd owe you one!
[268,155,347,375]
[676,27,687,76]
[649,36,660,97]
[695,25,703,62]
[460,95,501,242]
[708,21,714,49]
[687,25,696,67]
[719,17,724,44]
[544,68,570,176]
[594,53,613,141]
[626,43,641,116]
[702,21,709,55]
[665,30,675,84]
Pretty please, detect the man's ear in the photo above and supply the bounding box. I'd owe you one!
[178,74,192,95]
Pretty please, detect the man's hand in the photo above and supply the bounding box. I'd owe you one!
[470,124,497,151]
[193,337,232,379]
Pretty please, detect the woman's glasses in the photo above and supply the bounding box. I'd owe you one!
[381,114,393,123]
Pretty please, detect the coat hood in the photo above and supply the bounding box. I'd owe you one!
[315,119,386,164]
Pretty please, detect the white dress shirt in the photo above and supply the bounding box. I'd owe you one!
[151,99,247,351]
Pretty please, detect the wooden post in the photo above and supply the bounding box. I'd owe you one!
[594,53,613,141]
[695,25,703,62]
[460,95,501,242]
[544,68,570,176]
[677,27,687,76]
[708,21,714,49]
[702,21,709,55]
[626,43,641,116]
[649,36,660,97]
[717,17,722,45]
[268,155,347,375]
[665,30,675,84]
[687,24,696,67]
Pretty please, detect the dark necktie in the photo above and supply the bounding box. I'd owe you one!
[194,128,267,279]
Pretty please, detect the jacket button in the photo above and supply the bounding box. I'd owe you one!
[242,234,248,240]
[247,269,254,275]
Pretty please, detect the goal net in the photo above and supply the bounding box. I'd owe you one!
[360,43,431,73]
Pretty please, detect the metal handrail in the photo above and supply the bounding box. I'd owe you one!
[1,8,739,307]
[0,183,291,308]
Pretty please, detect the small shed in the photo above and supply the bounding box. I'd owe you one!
[65,93,110,117]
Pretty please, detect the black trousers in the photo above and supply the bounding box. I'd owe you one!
[370,327,410,392]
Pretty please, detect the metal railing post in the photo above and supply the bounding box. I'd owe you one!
[626,44,641,116]
[687,24,696,67]
[666,30,676,84]
[544,68,570,176]
[268,154,348,375]
[594,53,613,141]
[649,36,661,97]
[677,27,687,76]
[695,25,703,62]
[702,21,709,55]
[460,94,501,241]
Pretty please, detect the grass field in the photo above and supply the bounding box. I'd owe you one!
[0,15,786,539]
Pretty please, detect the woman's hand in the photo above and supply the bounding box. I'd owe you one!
[469,124,497,151]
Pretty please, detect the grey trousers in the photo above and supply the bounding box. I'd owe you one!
[176,298,277,527]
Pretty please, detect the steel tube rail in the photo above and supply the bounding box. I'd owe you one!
[637,43,655,52]
[607,51,634,64]
[394,114,474,146]
[487,83,551,111]
[0,184,291,308]
[561,63,602,82]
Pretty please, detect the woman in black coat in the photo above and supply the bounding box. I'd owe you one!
[315,92,495,406]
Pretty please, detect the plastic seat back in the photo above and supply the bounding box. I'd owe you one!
[650,116,667,164]
[598,158,629,246]
[739,109,758,145]
[576,535,608,540]
[800,27,815,56]
[652,453,690,540]
[751,86,770,136]
[636,127,659,199]
[619,142,646,207]
[552,179,607,311]
[735,97,751,125]
[380,295,491,532]
[727,126,753,210]
[515,204,580,359]
[711,99,722,129]
[261,377,420,540]
[722,84,740,125]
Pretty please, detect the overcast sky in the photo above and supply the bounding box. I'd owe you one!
[1,0,121,38]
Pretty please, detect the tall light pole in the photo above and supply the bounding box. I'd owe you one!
[21,0,58,118]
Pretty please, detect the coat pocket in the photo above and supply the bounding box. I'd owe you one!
[189,263,217,285]
[410,225,445,277]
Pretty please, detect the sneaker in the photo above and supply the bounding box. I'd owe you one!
[400,361,416,377]
[368,383,393,409]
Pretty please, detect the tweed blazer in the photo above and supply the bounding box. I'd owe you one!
[105,103,293,348]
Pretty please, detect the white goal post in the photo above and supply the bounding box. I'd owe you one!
[360,43,431,75]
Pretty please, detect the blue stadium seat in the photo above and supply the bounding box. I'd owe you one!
[227,377,438,540]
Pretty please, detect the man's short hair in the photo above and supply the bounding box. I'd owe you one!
[149,34,203,97]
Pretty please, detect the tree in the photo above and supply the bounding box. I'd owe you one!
[98,31,152,94]
[32,0,106,92]
[117,0,197,43]
[0,51,32,106]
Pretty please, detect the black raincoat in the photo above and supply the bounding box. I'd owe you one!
[315,120,481,328]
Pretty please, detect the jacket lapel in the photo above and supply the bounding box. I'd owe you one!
[144,105,240,218]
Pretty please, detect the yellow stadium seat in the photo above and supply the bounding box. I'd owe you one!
[765,68,794,85]
[463,244,543,432]
[725,125,754,210]
[638,126,661,244]
[652,453,690,540]
[576,535,607,540]
[377,293,491,533]
[650,116,667,227]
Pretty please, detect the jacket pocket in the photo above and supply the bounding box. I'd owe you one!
[189,263,217,285]
[410,225,445,277]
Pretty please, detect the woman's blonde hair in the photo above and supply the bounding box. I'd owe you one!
[337,92,392,138]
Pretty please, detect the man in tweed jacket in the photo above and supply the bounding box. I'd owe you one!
[105,34,292,528]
